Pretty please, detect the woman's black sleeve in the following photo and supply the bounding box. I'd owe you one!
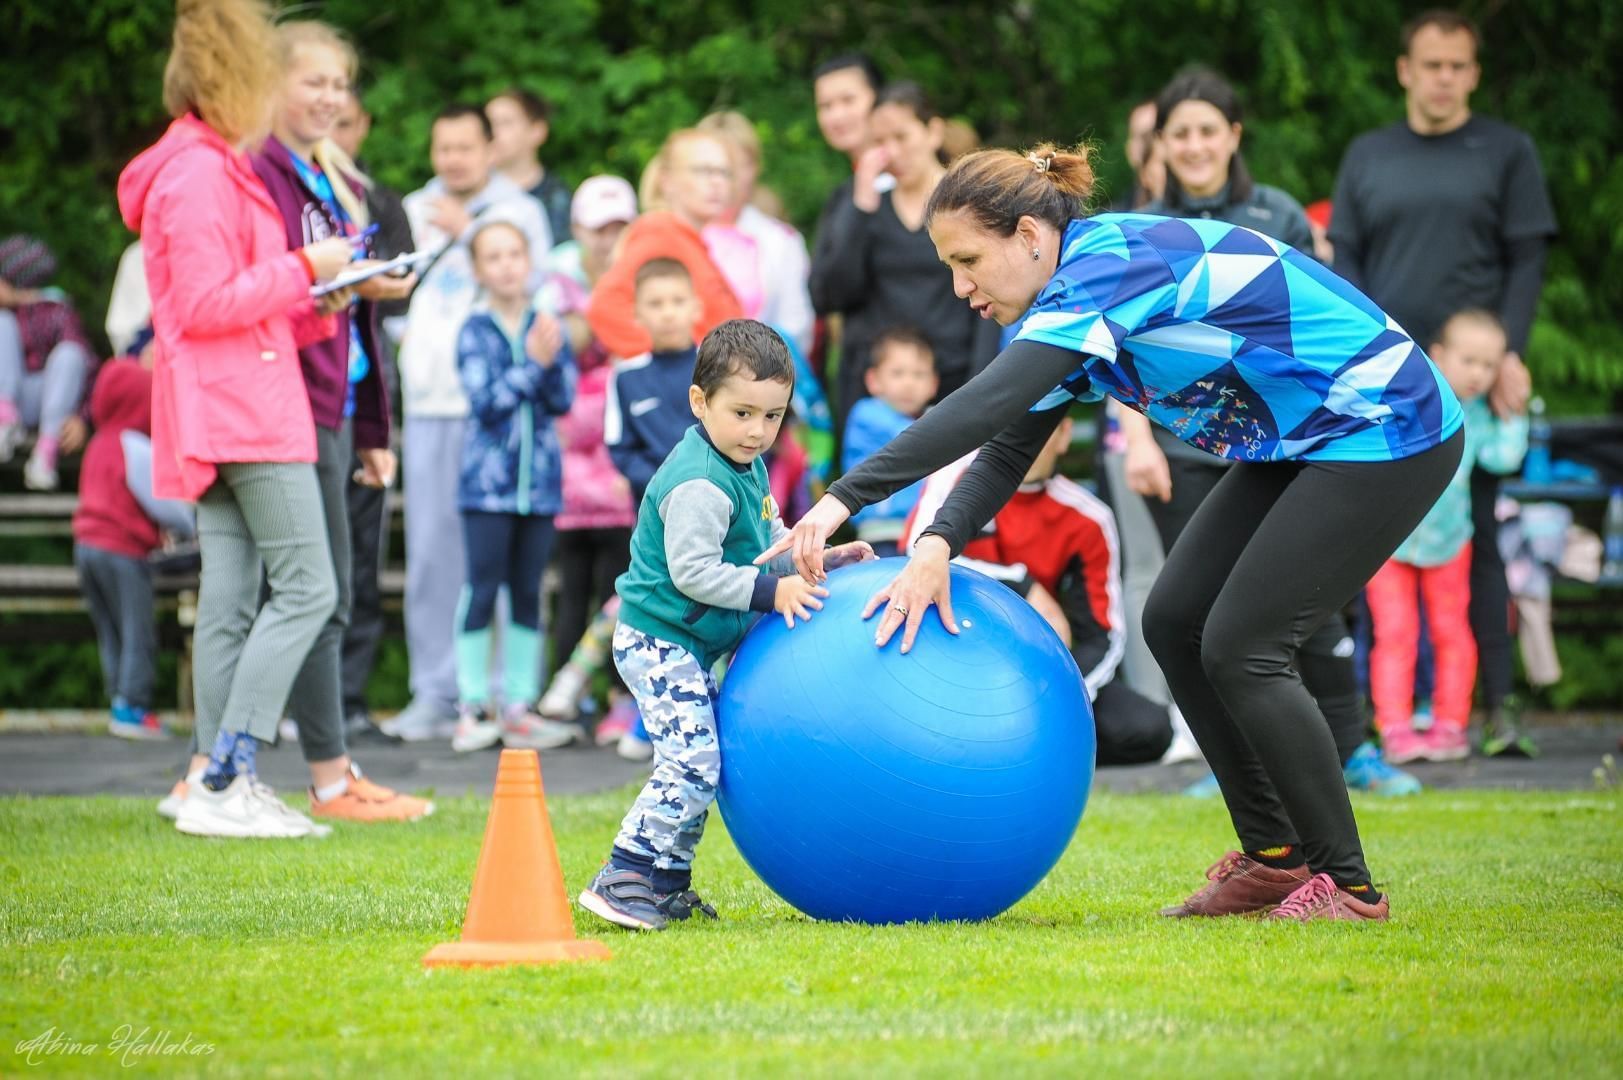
[918,403,1070,557]
[826,336,1085,518]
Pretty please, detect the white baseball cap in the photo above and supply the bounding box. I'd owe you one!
[571,175,638,230]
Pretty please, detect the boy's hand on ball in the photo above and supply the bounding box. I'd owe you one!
[824,541,876,569]
[775,576,829,629]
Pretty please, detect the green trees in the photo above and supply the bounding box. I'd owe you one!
[3,0,1618,404]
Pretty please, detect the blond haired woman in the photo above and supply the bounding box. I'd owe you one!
[243,19,431,822]
[584,129,742,359]
[118,0,355,837]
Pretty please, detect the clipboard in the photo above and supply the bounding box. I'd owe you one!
[310,251,428,297]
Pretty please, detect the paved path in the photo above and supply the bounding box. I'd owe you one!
[2,724,1617,800]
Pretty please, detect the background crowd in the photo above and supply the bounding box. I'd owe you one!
[0,1,1616,836]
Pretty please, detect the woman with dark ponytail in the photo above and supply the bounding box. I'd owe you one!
[764,141,1466,923]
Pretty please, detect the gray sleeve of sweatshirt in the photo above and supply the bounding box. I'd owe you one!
[659,479,780,612]
[122,431,196,539]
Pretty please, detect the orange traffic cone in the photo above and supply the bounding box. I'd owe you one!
[423,748,611,967]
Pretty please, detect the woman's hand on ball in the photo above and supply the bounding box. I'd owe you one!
[774,575,829,629]
[756,493,851,582]
[861,535,957,655]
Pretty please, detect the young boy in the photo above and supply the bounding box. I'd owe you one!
[72,339,194,740]
[1367,309,1529,763]
[603,259,704,505]
[580,319,873,931]
[841,327,939,556]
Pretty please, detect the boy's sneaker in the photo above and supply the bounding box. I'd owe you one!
[594,697,637,747]
[617,723,655,762]
[1482,707,1539,758]
[109,710,169,741]
[1380,726,1429,765]
[578,865,668,931]
[656,887,719,922]
[1266,872,1390,922]
[1410,699,1435,732]
[538,663,588,720]
[380,697,458,742]
[1420,726,1470,762]
[450,705,502,753]
[1159,851,1312,918]
[310,763,434,822]
[176,773,327,839]
[500,704,578,751]
[1159,706,1204,764]
[156,779,189,820]
[1342,741,1422,796]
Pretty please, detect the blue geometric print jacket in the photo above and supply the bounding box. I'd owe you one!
[455,307,576,515]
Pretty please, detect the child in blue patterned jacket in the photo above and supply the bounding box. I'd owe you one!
[450,221,579,753]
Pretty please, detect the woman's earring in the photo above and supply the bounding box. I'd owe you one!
[1032,249,1040,260]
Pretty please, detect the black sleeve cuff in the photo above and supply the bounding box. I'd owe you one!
[749,574,779,613]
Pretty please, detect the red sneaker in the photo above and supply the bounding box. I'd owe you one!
[1266,872,1390,922]
[1159,851,1312,918]
[1381,727,1428,765]
[1421,726,1470,762]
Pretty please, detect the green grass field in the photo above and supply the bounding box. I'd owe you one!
[3,786,1620,1078]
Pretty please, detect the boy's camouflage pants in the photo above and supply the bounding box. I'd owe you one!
[610,624,721,883]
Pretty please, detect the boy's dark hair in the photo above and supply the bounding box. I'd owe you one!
[634,257,693,294]
[1401,9,1480,55]
[870,326,936,371]
[493,86,551,124]
[812,52,883,92]
[693,320,795,398]
[433,102,493,141]
[1435,307,1506,347]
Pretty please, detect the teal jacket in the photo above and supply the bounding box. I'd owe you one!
[616,426,794,666]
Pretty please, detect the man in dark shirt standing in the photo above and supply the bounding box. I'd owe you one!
[1331,8,1557,747]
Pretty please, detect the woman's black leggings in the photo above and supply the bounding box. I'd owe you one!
[1142,432,1462,887]
[1146,447,1366,766]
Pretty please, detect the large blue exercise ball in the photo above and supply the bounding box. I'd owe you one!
[717,557,1095,924]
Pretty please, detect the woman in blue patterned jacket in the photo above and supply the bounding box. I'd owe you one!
[766,143,1466,924]
[452,220,577,753]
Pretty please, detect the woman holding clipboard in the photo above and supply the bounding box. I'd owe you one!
[245,19,431,823]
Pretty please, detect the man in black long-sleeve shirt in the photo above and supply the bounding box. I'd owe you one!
[1329,9,1556,735]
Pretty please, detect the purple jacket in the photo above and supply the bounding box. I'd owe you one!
[250,137,391,449]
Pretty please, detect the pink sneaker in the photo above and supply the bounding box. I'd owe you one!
[1421,725,1470,762]
[594,698,637,747]
[1380,727,1428,765]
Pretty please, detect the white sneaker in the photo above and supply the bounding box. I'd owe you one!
[616,731,655,763]
[22,451,58,491]
[538,664,587,719]
[1160,705,1205,764]
[450,706,502,753]
[175,773,327,838]
[156,779,189,821]
[0,421,21,464]
[380,698,458,742]
[278,717,300,743]
[500,704,579,751]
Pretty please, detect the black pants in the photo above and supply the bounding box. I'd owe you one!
[548,526,631,673]
[1146,446,1365,765]
[1093,679,1173,766]
[340,461,389,717]
[1468,467,1513,710]
[75,543,157,709]
[1142,432,1462,886]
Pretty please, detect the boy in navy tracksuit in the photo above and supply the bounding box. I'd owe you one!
[603,259,704,505]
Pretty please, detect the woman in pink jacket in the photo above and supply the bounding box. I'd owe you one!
[117,0,355,839]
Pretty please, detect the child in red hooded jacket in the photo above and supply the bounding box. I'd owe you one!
[72,340,195,740]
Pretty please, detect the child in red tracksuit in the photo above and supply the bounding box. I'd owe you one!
[72,346,195,740]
